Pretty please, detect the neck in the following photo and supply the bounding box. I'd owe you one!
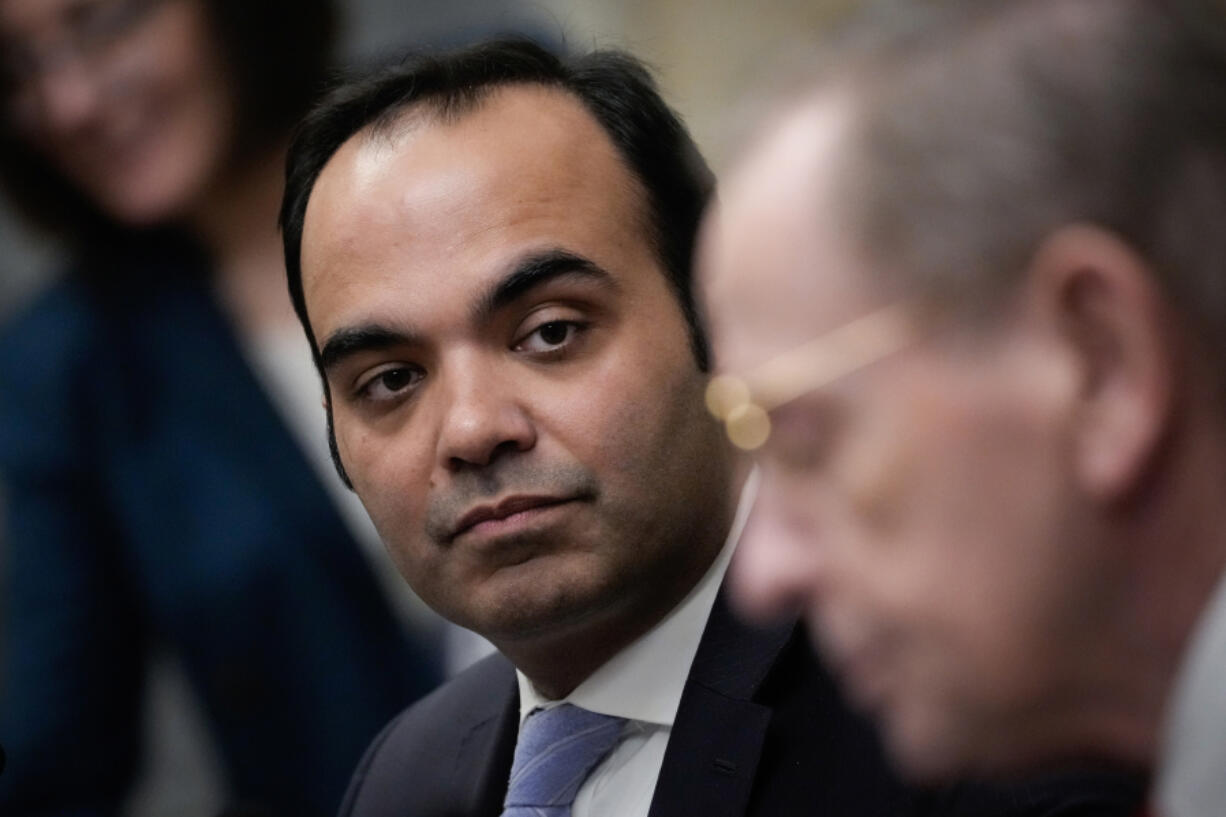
[500,547,720,701]
[500,467,741,700]
[1067,387,1226,769]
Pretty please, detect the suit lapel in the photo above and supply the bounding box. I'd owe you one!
[647,590,795,817]
[456,658,520,817]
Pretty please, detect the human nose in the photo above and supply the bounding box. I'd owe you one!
[435,357,537,471]
[729,484,826,623]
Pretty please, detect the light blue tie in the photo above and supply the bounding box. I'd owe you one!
[501,703,627,816]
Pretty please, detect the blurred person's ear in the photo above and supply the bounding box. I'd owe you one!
[1028,224,1175,504]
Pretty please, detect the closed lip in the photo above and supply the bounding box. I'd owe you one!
[449,494,575,541]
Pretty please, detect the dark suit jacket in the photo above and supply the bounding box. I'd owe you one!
[0,236,441,817]
[339,592,1143,817]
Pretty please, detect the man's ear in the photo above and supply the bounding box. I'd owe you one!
[1028,224,1176,504]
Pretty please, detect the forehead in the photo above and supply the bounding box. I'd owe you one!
[703,94,890,374]
[300,84,654,334]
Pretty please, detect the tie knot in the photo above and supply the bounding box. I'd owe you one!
[502,703,627,815]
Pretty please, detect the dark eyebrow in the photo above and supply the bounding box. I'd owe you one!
[472,249,618,323]
[318,250,614,375]
[319,324,420,374]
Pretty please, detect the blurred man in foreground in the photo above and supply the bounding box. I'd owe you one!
[702,1,1226,814]
[280,37,1139,817]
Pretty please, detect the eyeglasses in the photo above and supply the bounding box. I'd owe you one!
[706,303,917,450]
[1,0,171,120]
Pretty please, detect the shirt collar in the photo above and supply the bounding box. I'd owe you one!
[517,470,759,727]
[1156,565,1226,816]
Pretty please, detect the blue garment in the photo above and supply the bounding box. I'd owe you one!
[0,235,442,817]
[501,705,626,816]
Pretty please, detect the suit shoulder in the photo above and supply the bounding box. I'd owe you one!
[340,653,517,817]
[391,652,515,743]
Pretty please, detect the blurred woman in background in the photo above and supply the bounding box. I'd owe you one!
[0,1,446,814]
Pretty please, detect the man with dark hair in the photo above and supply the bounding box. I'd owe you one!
[702,1,1226,815]
[283,38,1139,817]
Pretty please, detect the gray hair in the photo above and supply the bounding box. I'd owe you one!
[819,0,1226,345]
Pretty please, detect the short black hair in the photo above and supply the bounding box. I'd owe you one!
[281,37,714,377]
[0,0,336,248]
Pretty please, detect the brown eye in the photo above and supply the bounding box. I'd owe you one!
[537,321,572,346]
[515,319,587,354]
[378,368,416,392]
[356,364,425,403]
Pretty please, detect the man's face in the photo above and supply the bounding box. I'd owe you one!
[701,99,1104,778]
[300,86,731,653]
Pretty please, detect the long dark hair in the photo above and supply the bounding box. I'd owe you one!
[0,0,337,253]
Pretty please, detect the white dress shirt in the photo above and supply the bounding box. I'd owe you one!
[1156,567,1226,817]
[515,473,758,817]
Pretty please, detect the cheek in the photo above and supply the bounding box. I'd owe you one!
[566,331,709,479]
[341,419,434,563]
[813,389,932,612]
[871,390,1072,682]
[117,5,234,212]
[838,405,922,541]
[817,384,1022,634]
[147,2,230,111]
[155,64,230,159]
